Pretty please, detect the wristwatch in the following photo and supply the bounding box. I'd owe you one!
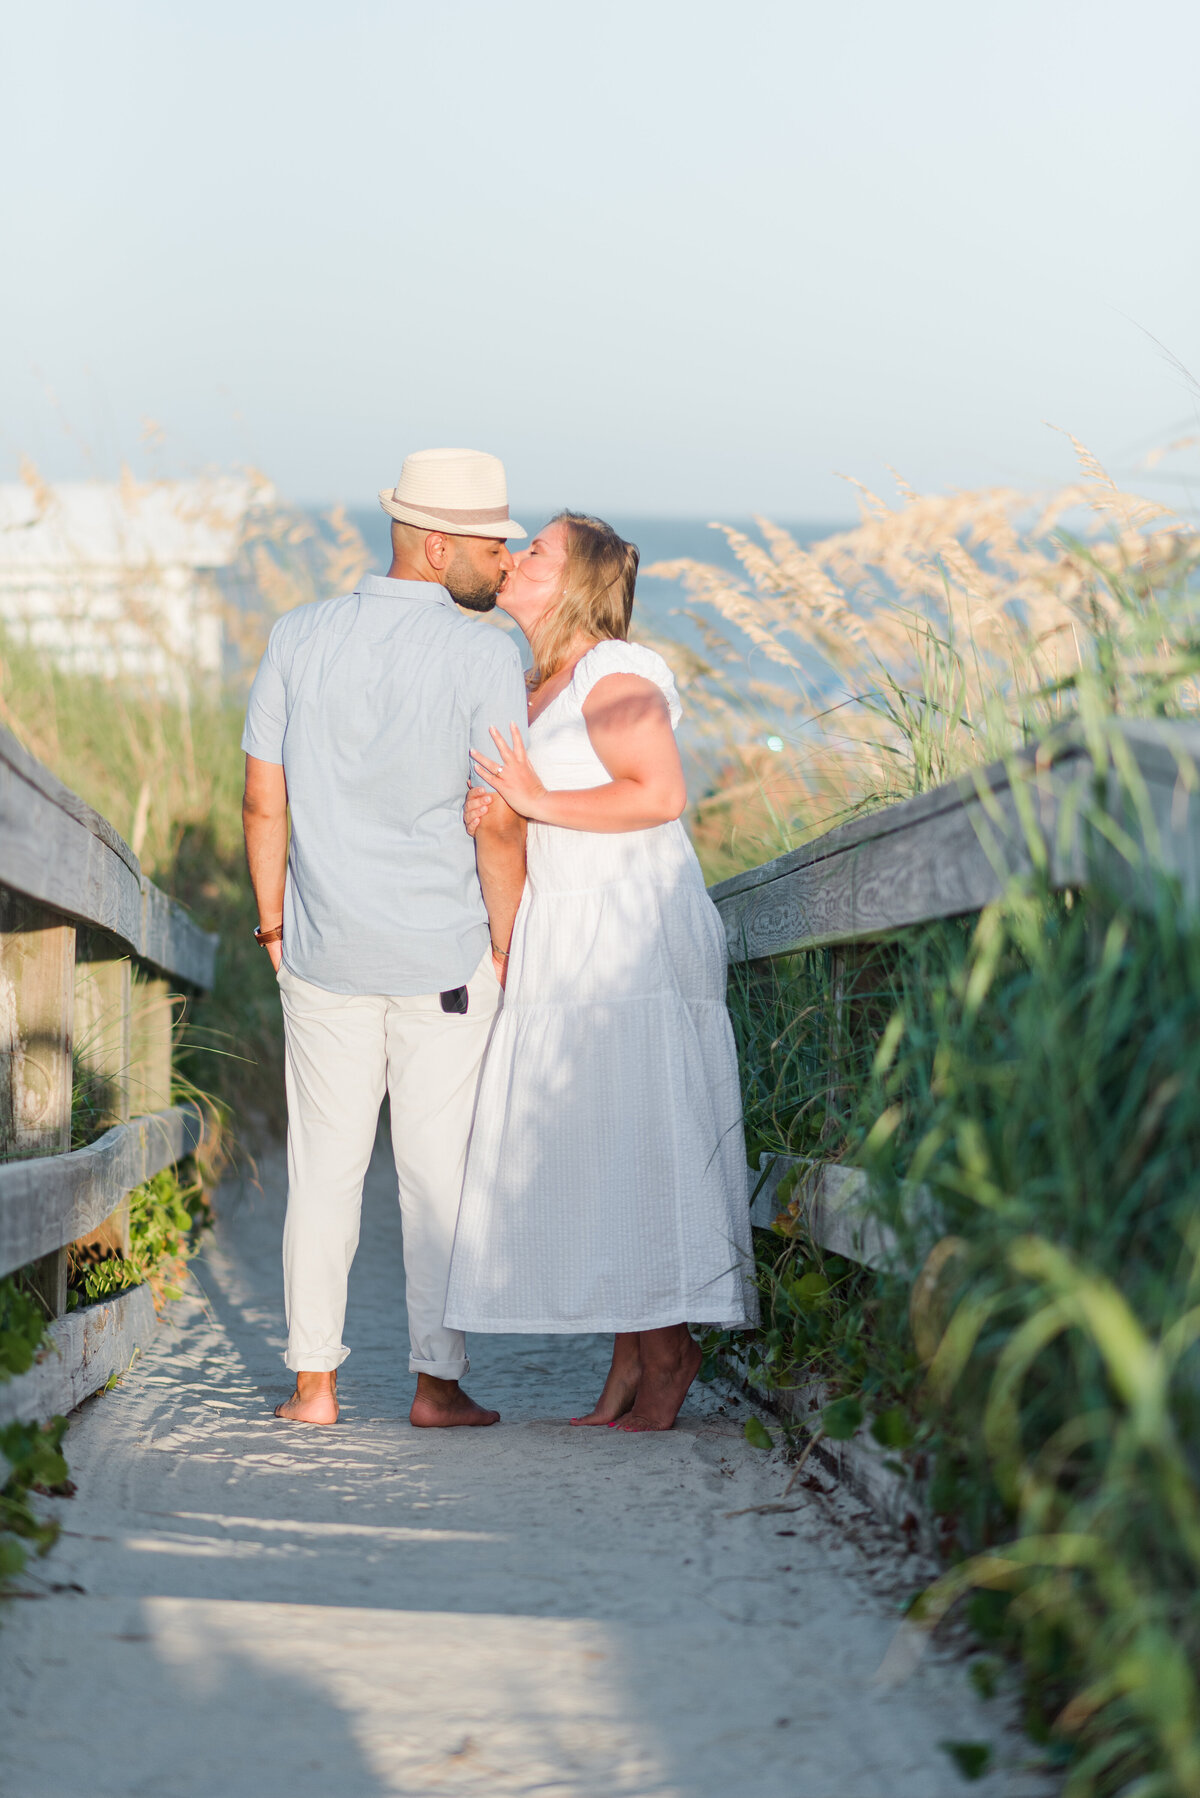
[254,924,283,948]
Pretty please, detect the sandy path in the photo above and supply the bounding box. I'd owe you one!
[2,1144,1044,1798]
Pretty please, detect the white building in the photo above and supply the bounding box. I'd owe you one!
[0,473,272,682]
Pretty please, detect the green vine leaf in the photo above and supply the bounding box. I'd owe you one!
[870,1407,914,1449]
[744,1415,774,1451]
[938,1741,992,1781]
[820,1396,864,1440]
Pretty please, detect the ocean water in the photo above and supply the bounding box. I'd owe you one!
[346,510,846,745]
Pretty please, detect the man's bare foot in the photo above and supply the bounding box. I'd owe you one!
[571,1331,641,1425]
[613,1327,701,1432]
[409,1373,500,1429]
[274,1369,338,1426]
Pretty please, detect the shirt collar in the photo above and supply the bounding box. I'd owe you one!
[356,572,455,610]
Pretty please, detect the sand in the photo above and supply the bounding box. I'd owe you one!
[1,1143,1049,1798]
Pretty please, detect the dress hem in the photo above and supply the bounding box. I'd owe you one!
[444,1308,755,1334]
[499,995,731,1015]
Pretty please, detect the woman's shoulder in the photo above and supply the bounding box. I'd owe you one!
[571,639,682,726]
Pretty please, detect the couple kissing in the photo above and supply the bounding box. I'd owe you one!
[241,447,757,1437]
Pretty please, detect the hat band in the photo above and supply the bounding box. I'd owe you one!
[393,497,512,527]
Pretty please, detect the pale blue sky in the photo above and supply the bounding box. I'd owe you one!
[2,0,1197,518]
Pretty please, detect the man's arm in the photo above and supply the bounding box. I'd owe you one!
[242,755,289,974]
[472,794,526,986]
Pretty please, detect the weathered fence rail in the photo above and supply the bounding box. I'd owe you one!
[0,727,217,1425]
[714,719,1200,964]
[709,718,1200,1516]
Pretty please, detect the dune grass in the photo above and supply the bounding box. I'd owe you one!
[680,448,1200,1794]
[0,479,368,1131]
[662,440,1200,881]
[0,643,283,1130]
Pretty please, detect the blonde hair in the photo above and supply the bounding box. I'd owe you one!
[527,511,639,687]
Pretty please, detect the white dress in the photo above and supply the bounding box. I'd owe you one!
[444,640,758,1335]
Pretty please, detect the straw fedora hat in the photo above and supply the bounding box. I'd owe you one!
[378,448,525,540]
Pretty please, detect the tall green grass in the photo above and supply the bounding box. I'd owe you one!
[0,480,366,1131]
[719,859,1200,1793]
[687,462,1200,1794]
[0,628,284,1129]
[854,880,1200,1789]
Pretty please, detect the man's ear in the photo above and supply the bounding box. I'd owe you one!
[424,531,451,571]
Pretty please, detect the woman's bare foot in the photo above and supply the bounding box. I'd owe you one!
[571,1331,641,1425]
[274,1369,338,1425]
[409,1373,500,1428]
[614,1327,701,1432]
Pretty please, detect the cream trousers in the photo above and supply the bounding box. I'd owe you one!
[277,951,501,1379]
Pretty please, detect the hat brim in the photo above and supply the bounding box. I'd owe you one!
[379,491,526,540]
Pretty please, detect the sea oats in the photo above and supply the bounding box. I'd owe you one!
[656,447,1199,877]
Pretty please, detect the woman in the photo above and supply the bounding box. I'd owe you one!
[443,512,757,1431]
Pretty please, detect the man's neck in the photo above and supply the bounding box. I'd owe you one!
[385,557,441,583]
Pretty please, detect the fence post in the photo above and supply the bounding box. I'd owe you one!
[129,972,174,1117]
[73,927,133,1257]
[0,892,75,1315]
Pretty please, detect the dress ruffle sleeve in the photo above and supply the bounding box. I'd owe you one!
[569,641,682,729]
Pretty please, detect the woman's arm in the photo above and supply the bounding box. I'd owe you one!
[470,793,526,984]
[470,674,687,833]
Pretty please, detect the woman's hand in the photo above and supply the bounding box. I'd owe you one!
[470,725,549,821]
[463,786,494,838]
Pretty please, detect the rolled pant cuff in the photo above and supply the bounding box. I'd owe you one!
[284,1348,350,1373]
[409,1354,470,1381]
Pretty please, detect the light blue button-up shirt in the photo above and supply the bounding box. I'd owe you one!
[242,573,528,996]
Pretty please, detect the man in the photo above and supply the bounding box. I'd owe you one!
[241,447,528,1428]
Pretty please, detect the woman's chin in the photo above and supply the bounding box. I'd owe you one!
[496,595,528,629]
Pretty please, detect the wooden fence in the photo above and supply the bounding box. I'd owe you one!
[0,727,217,1425]
[709,718,1200,1521]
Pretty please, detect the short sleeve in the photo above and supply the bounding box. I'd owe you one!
[469,629,530,789]
[570,640,682,729]
[241,624,288,764]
